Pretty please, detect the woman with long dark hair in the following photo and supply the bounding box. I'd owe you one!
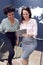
[19,6,38,65]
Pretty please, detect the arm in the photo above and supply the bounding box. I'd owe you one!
[22,19,38,38]
[32,19,38,38]
[22,33,34,38]
[16,34,19,46]
[0,19,5,32]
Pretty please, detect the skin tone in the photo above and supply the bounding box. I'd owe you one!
[20,9,34,65]
[7,12,14,65]
[7,12,19,65]
[23,10,30,22]
[7,12,19,45]
[7,12,15,25]
[22,10,34,38]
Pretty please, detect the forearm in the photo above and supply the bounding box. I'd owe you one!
[16,34,19,46]
[22,33,34,38]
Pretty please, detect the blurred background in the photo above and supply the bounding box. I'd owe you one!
[0,0,43,60]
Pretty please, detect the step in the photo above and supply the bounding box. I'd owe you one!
[0,61,6,65]
[0,47,43,65]
[29,50,41,65]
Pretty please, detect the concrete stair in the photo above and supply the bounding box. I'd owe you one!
[0,46,43,65]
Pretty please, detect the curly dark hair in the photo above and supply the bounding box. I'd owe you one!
[21,7,32,22]
[3,4,15,15]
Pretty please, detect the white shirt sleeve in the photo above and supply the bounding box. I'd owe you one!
[0,20,4,32]
[20,19,38,38]
[32,19,38,38]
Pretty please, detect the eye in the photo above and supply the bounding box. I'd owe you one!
[7,12,14,16]
[23,13,28,15]
[12,13,14,15]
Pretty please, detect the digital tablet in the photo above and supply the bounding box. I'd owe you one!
[16,29,26,36]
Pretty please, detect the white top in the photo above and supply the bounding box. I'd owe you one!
[20,19,38,38]
[0,18,19,33]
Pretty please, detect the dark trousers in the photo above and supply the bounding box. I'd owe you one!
[0,32,17,64]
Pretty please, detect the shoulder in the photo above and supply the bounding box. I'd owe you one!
[1,18,8,23]
[30,18,37,24]
[30,18,36,22]
[14,18,19,24]
[14,18,19,22]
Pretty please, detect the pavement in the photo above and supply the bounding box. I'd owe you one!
[0,46,43,65]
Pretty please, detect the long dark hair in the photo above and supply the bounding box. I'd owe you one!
[20,7,31,23]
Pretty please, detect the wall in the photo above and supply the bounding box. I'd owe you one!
[0,0,43,51]
[0,0,14,21]
[14,0,43,51]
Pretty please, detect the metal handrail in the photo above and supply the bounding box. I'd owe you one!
[0,42,5,49]
[34,37,43,41]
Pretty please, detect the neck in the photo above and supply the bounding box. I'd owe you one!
[9,18,14,24]
[24,18,30,23]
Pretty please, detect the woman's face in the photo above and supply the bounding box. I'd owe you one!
[22,10,30,20]
[7,12,14,19]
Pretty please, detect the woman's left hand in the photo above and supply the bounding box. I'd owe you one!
[22,34,29,37]
[22,33,34,38]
